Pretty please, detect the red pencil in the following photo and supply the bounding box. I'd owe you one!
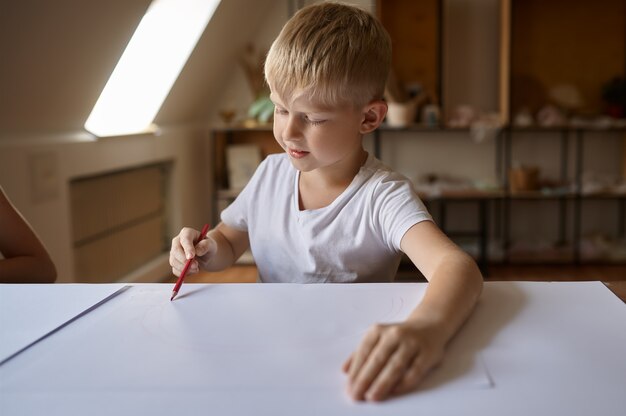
[170,223,210,301]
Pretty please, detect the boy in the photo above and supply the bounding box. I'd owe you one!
[170,1,483,402]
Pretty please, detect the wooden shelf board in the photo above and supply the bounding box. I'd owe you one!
[507,190,577,199]
[580,191,626,199]
[419,189,505,200]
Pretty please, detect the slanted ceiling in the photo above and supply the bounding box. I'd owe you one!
[0,0,275,138]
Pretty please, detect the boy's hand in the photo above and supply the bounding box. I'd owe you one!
[169,227,217,276]
[343,319,446,401]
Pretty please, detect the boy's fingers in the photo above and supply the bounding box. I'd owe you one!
[186,260,199,275]
[391,357,426,396]
[350,334,399,400]
[392,351,440,396]
[169,237,187,268]
[170,259,199,278]
[194,238,215,258]
[342,354,353,373]
[364,345,416,401]
[179,227,199,259]
[348,325,382,383]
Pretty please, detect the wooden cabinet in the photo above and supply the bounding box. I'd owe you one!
[70,164,169,282]
[508,0,625,118]
[377,0,442,105]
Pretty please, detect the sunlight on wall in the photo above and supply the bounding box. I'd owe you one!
[84,0,220,137]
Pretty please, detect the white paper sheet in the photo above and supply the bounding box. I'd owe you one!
[0,284,127,364]
[0,284,490,400]
[477,282,626,386]
[1,282,625,416]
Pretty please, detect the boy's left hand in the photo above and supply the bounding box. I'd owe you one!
[342,319,446,401]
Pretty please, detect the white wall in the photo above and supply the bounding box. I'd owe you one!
[0,126,211,283]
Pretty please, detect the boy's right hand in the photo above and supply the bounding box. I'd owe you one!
[169,227,217,276]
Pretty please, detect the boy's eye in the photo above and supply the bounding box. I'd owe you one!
[275,107,288,115]
[304,115,326,126]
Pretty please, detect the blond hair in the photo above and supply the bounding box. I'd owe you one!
[264,2,391,108]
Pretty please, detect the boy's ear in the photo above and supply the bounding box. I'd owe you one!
[359,100,388,134]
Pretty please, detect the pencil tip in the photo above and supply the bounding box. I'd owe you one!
[170,292,176,301]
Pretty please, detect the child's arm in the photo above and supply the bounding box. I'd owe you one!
[0,188,57,283]
[343,220,483,401]
[169,222,249,276]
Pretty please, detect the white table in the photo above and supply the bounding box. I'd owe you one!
[1,282,625,415]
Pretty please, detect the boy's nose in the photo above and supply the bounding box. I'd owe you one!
[283,116,303,141]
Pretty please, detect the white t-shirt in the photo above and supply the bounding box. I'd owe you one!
[221,153,432,283]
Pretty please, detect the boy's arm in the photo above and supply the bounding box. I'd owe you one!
[402,220,483,344]
[169,222,250,276]
[344,220,483,401]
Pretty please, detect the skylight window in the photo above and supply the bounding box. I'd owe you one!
[85,0,220,137]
